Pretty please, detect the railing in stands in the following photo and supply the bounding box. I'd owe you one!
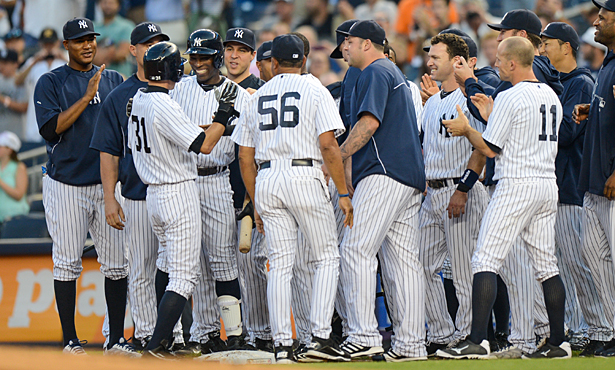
[17,145,47,196]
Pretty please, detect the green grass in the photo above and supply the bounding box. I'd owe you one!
[298,357,614,370]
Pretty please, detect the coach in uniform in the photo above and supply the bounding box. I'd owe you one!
[338,20,427,362]
[34,17,127,354]
[90,21,170,351]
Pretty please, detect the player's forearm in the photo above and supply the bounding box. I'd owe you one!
[466,149,486,174]
[339,114,379,161]
[238,146,257,202]
[465,128,497,158]
[319,133,349,195]
[100,152,120,201]
[200,123,226,154]
[56,96,92,134]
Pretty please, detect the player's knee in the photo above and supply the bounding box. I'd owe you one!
[100,265,128,280]
[215,279,241,299]
[53,264,83,281]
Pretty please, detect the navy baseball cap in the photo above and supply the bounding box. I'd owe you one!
[348,20,386,46]
[331,19,358,58]
[39,28,58,43]
[131,22,169,45]
[423,29,478,58]
[487,9,542,36]
[541,22,580,51]
[63,18,99,40]
[593,0,615,12]
[271,34,304,61]
[257,40,272,61]
[224,28,256,51]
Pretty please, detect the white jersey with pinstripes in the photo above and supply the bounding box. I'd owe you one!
[483,81,562,180]
[231,73,345,160]
[170,76,250,167]
[422,88,485,180]
[409,80,423,133]
[128,89,203,184]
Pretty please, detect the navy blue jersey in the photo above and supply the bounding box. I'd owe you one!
[349,58,425,191]
[579,51,615,196]
[34,64,124,186]
[475,66,500,88]
[464,54,564,186]
[90,74,148,200]
[556,67,593,206]
[336,66,361,145]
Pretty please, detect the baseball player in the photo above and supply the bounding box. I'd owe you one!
[90,22,171,352]
[339,20,427,362]
[33,17,127,355]
[453,9,565,356]
[572,0,615,357]
[437,36,570,359]
[232,34,353,364]
[224,27,263,90]
[419,32,489,354]
[170,29,249,352]
[130,41,235,358]
[540,21,613,354]
[255,41,273,82]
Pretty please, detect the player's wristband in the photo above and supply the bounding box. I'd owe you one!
[339,193,350,198]
[457,169,479,193]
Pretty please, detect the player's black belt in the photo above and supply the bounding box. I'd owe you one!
[428,177,461,189]
[259,159,313,170]
[197,166,228,176]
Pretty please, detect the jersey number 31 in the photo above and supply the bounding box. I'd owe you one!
[132,115,151,153]
[258,93,301,131]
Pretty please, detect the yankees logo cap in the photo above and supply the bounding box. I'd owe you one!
[224,28,256,51]
[63,17,100,40]
[541,22,580,51]
[271,34,304,61]
[131,22,170,45]
[593,0,615,12]
[487,9,542,37]
[348,20,386,46]
[257,40,272,61]
[331,19,358,59]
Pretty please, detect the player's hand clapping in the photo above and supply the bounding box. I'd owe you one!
[420,74,440,105]
[442,105,471,136]
[572,103,590,124]
[470,93,493,121]
[85,64,105,102]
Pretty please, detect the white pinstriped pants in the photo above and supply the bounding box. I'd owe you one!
[419,182,489,344]
[147,180,201,299]
[581,193,615,335]
[340,174,426,358]
[43,176,127,281]
[255,162,340,347]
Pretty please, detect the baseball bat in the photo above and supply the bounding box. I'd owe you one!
[238,197,253,253]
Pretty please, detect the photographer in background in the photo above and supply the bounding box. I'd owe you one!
[14,27,66,143]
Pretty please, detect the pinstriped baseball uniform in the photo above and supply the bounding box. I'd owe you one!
[420,89,489,345]
[408,80,423,133]
[472,82,562,280]
[232,72,345,347]
[169,75,250,342]
[128,87,204,299]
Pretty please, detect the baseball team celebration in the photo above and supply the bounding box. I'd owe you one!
[0,0,613,366]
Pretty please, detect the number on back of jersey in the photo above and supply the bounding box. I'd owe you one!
[131,115,151,153]
[258,93,301,131]
[538,104,557,142]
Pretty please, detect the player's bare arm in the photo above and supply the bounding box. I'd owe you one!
[339,112,379,161]
[319,131,353,228]
[238,145,265,234]
[442,105,497,158]
[469,93,493,122]
[56,64,106,134]
[447,150,485,219]
[344,157,354,198]
[572,103,590,124]
[100,152,125,230]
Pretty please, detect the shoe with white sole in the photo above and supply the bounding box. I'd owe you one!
[339,340,384,358]
[63,339,87,356]
[522,341,571,359]
[382,348,427,362]
[436,339,490,359]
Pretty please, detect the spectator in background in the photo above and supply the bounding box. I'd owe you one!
[258,0,299,31]
[458,0,497,42]
[3,28,24,64]
[0,49,27,138]
[374,10,407,66]
[14,27,66,143]
[126,0,146,24]
[145,0,188,46]
[94,0,135,77]
[16,0,86,42]
[0,5,11,36]
[354,0,398,24]
[0,131,29,223]
[297,0,335,42]
[478,30,498,68]
[308,49,331,80]
[580,27,607,80]
[534,0,565,23]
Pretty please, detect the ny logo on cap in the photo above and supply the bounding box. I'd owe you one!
[194,37,202,47]
[78,20,88,29]
[148,24,157,32]
[234,29,244,38]
[293,54,298,58]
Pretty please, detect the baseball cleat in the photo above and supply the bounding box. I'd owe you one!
[382,348,427,362]
[172,341,201,357]
[142,345,176,360]
[255,337,274,353]
[295,343,323,363]
[522,341,571,359]
[104,337,141,358]
[487,344,524,359]
[201,331,227,354]
[226,335,247,350]
[436,338,490,359]
[579,339,606,357]
[426,342,447,357]
[595,339,615,357]
[274,345,297,363]
[63,339,87,356]
[301,336,350,362]
[339,340,384,358]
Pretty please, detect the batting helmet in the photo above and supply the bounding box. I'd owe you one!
[143,41,184,82]
[185,29,224,69]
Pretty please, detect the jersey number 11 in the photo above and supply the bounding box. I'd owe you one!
[538,104,557,142]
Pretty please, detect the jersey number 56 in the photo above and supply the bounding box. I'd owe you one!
[258,93,301,131]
